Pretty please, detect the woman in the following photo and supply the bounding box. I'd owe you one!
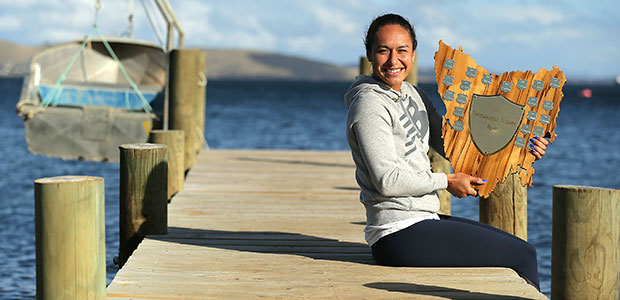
[344,13,548,290]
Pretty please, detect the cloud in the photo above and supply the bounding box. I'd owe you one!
[0,15,21,31]
[286,35,326,56]
[418,26,482,54]
[308,3,357,35]
[174,1,278,50]
[0,0,618,77]
[480,4,566,26]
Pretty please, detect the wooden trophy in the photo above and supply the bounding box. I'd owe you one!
[434,40,566,197]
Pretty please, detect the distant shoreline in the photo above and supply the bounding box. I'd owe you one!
[1,40,617,84]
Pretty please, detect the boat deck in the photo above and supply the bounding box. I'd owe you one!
[106,149,547,299]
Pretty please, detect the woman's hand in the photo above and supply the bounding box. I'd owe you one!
[529,136,549,161]
[446,173,486,198]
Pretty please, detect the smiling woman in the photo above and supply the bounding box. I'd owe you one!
[344,13,547,293]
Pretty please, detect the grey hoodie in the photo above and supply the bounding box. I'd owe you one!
[345,75,448,226]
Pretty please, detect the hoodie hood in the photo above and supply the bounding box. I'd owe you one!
[344,75,403,109]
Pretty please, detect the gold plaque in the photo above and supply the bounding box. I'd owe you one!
[434,40,566,197]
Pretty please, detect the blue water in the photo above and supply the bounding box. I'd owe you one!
[1,77,619,298]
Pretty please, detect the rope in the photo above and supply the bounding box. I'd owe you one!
[40,0,153,113]
[40,29,95,107]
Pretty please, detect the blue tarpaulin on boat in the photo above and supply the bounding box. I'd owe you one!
[38,85,161,111]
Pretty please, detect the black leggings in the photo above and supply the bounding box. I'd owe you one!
[371,214,539,290]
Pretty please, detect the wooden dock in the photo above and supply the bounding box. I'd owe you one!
[106,149,547,299]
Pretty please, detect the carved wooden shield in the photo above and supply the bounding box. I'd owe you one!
[434,40,566,197]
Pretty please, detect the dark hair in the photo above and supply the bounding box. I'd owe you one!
[364,13,417,57]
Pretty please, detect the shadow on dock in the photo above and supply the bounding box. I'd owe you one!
[364,282,535,300]
[150,226,375,265]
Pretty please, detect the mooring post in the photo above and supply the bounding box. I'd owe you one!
[428,148,452,215]
[404,54,418,87]
[35,176,106,300]
[119,143,168,268]
[149,129,185,201]
[359,56,372,76]
[169,49,207,172]
[479,173,527,240]
[552,185,619,299]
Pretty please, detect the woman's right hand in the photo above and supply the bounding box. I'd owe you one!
[446,173,487,198]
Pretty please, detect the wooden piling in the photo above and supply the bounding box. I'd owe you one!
[169,49,207,172]
[149,129,185,200]
[429,148,451,215]
[119,143,168,267]
[359,56,372,76]
[551,185,619,299]
[479,173,527,240]
[405,53,419,86]
[35,176,105,300]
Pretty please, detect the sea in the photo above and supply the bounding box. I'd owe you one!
[0,77,618,299]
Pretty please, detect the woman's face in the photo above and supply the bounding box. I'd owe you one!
[369,24,414,91]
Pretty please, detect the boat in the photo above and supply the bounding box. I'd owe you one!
[16,38,166,161]
[15,0,182,162]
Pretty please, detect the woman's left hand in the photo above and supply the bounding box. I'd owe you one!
[529,136,549,161]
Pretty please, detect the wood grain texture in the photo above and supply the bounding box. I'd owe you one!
[107,150,548,299]
[119,143,168,267]
[429,148,452,215]
[169,49,207,171]
[552,185,620,299]
[434,40,566,197]
[480,173,528,240]
[149,130,185,200]
[35,176,106,300]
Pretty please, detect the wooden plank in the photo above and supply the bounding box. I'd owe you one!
[107,149,548,299]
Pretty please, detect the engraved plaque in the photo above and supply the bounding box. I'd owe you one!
[482,74,493,85]
[469,94,525,155]
[501,81,512,92]
[532,126,544,137]
[533,80,544,91]
[466,67,477,78]
[515,136,526,148]
[453,107,465,117]
[453,120,464,131]
[521,124,532,135]
[444,58,455,70]
[444,90,455,101]
[460,80,472,91]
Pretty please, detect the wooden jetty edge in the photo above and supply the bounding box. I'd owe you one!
[106,149,547,299]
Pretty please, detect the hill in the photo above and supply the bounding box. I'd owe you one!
[203,48,357,81]
[0,40,357,81]
[0,41,44,76]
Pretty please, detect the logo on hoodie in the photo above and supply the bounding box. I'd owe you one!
[399,95,428,157]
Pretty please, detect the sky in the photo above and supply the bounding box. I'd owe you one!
[0,0,619,80]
